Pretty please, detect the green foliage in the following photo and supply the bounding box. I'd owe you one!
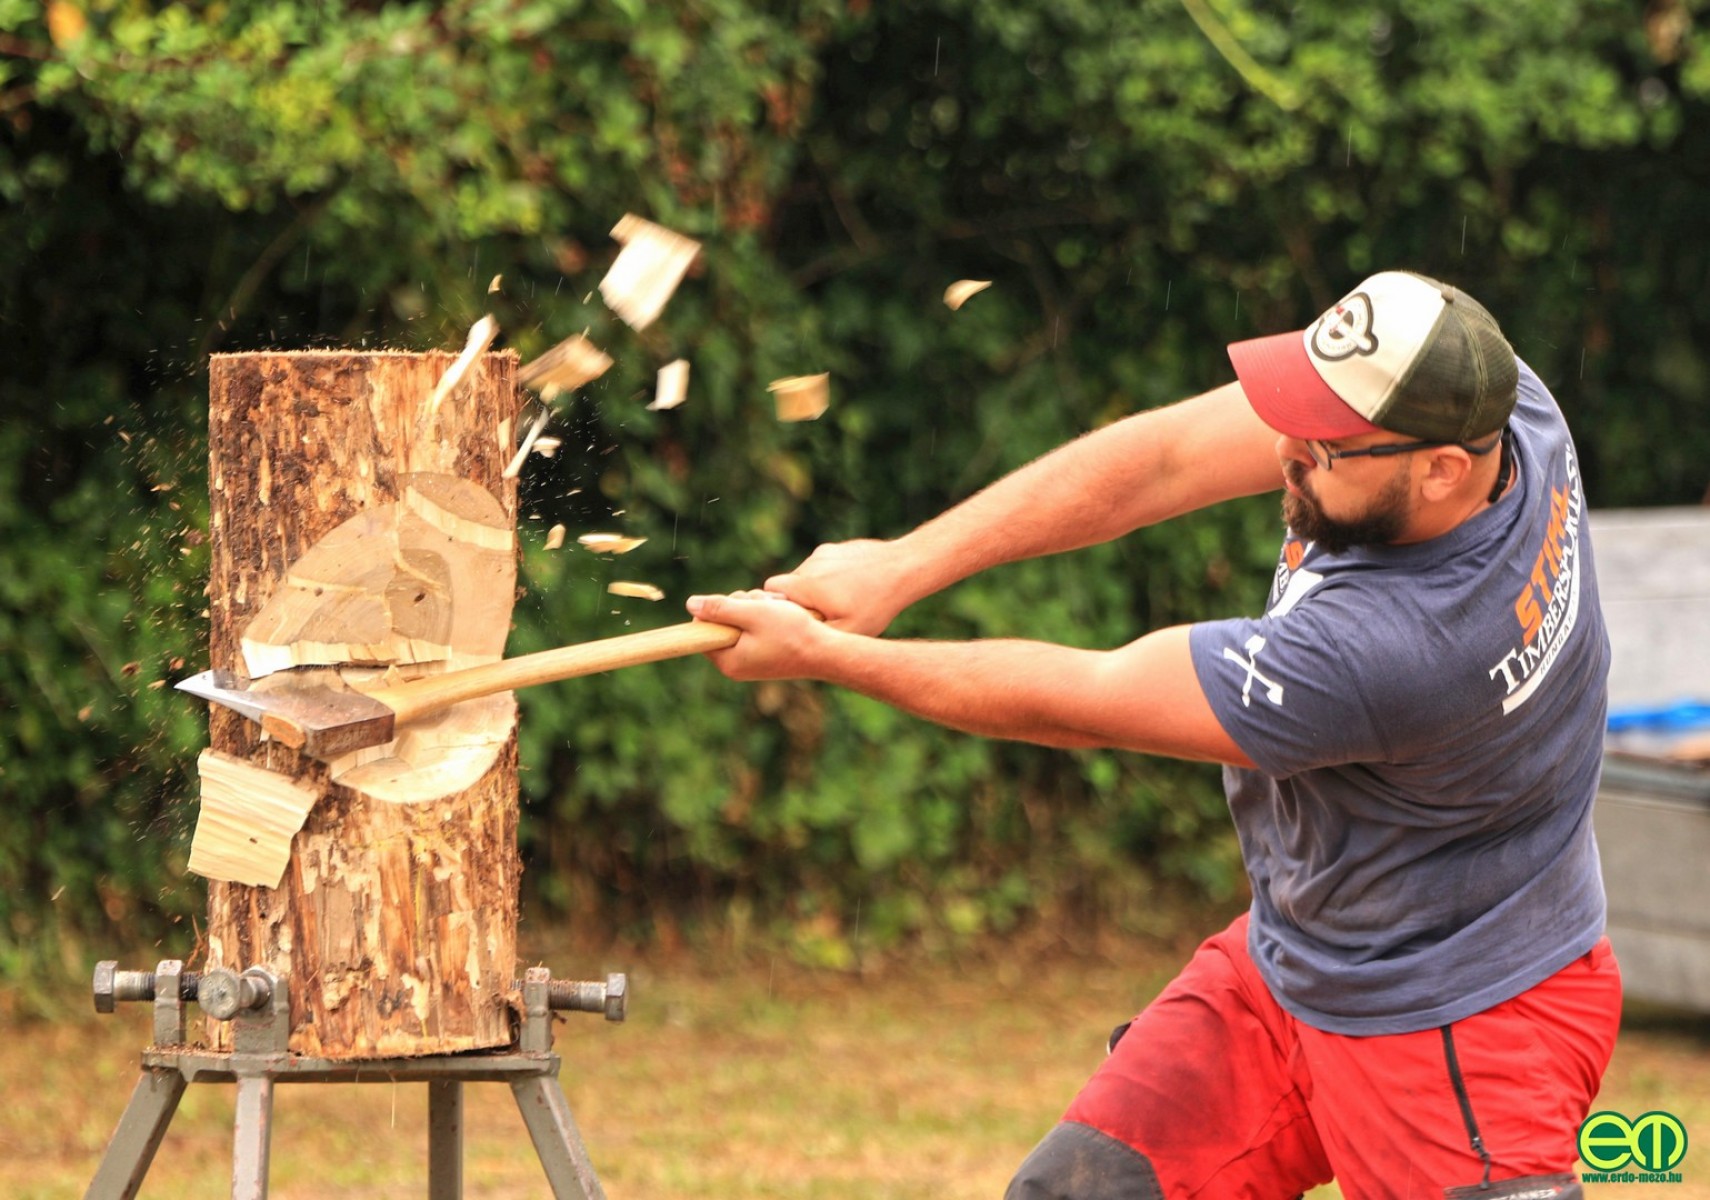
[3,0,1708,979]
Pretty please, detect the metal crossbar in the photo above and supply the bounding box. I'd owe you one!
[86,963,622,1200]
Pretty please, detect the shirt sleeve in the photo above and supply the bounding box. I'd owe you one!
[1188,604,1390,778]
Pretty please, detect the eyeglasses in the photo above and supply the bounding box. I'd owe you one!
[1304,430,1503,472]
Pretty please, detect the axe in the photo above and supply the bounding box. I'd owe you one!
[178,619,743,761]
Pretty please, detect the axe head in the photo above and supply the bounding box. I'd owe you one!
[176,669,398,761]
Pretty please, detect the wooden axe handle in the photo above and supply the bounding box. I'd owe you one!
[376,620,742,726]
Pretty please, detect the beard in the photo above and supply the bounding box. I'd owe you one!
[1282,461,1412,554]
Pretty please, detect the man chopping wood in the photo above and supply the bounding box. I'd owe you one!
[688,271,1617,1198]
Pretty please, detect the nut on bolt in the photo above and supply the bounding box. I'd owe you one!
[93,960,118,1014]
[602,972,627,1022]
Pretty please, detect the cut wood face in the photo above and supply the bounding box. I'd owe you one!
[237,472,517,805]
[327,679,517,805]
[242,473,513,677]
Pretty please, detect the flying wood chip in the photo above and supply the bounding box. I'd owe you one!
[423,315,499,430]
[944,279,992,310]
[578,533,647,554]
[502,407,552,479]
[518,332,614,397]
[607,581,665,601]
[600,215,701,331]
[544,524,567,550]
[649,359,690,411]
[768,373,830,422]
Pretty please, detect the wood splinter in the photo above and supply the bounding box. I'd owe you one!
[607,581,664,601]
[503,408,552,479]
[422,315,499,433]
[769,373,831,422]
[578,533,647,554]
[650,359,690,411]
[518,332,613,396]
[600,215,701,332]
[944,279,993,310]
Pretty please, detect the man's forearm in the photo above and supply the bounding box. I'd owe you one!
[811,629,1114,748]
[884,382,1278,604]
[685,594,1251,765]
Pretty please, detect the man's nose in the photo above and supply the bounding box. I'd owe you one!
[1277,435,1316,470]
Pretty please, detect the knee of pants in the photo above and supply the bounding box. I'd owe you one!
[1005,1121,1163,1200]
[1445,1175,1583,1200]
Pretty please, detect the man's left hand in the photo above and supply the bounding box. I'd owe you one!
[685,590,831,682]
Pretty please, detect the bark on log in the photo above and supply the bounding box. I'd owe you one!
[202,349,523,1058]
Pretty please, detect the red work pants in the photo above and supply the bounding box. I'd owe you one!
[1064,914,1622,1199]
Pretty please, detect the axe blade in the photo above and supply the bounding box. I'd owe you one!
[175,669,398,759]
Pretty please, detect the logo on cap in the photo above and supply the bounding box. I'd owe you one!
[1309,292,1379,363]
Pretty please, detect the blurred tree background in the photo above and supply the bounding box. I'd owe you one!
[2,0,1706,987]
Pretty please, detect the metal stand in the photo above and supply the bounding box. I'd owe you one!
[86,960,626,1200]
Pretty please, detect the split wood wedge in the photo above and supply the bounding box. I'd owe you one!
[178,620,745,762]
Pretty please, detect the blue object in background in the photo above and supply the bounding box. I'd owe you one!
[1607,700,1710,733]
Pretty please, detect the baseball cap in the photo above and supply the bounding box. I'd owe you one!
[1227,271,1518,443]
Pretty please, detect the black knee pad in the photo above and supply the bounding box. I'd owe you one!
[1005,1121,1164,1200]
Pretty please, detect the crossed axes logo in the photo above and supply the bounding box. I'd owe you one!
[1223,634,1285,708]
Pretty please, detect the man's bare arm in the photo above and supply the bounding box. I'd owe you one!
[767,382,1280,633]
[685,594,1251,766]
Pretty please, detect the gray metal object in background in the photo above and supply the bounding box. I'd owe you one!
[86,961,627,1200]
[1590,506,1710,1013]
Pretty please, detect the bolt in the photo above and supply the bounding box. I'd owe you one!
[93,961,193,1013]
[540,973,627,1021]
[198,967,273,1020]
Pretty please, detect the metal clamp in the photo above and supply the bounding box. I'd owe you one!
[97,959,626,1057]
[93,960,291,1052]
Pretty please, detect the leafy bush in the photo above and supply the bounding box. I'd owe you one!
[3,0,1707,981]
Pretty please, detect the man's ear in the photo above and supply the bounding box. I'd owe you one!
[1418,447,1473,502]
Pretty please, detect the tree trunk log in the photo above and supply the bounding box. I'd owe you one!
[202,349,523,1058]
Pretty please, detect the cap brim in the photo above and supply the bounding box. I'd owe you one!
[1228,331,1382,440]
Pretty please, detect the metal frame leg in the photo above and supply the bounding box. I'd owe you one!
[428,1079,464,1200]
[231,1073,276,1200]
[85,1069,188,1200]
[510,1076,605,1200]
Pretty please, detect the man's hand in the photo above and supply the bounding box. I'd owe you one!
[762,538,917,637]
[686,590,834,681]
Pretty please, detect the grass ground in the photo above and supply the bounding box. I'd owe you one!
[6,922,1710,1198]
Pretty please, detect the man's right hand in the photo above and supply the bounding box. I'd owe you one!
[764,537,919,637]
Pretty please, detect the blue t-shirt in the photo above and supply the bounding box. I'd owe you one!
[1187,362,1609,1036]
